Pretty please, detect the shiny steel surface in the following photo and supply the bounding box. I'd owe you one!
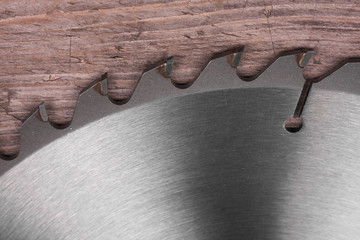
[1,88,360,239]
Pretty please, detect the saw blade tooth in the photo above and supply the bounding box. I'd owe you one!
[93,78,108,96]
[227,52,243,68]
[38,103,49,122]
[158,58,174,79]
[296,51,316,68]
[236,45,279,81]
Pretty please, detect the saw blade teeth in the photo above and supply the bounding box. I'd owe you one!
[158,58,174,79]
[0,109,22,160]
[93,78,109,96]
[169,55,211,89]
[107,72,142,105]
[236,45,279,81]
[227,52,243,68]
[38,103,49,122]
[296,51,316,68]
[302,51,346,83]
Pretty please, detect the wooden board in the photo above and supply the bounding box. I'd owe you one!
[0,0,360,159]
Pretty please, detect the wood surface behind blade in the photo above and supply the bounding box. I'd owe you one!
[0,0,360,159]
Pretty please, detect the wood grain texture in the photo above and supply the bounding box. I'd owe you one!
[1,0,360,159]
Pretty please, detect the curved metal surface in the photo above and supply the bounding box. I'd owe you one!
[1,88,360,239]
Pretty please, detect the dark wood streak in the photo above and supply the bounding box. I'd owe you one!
[0,0,359,159]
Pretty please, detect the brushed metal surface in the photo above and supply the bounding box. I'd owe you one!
[1,88,360,239]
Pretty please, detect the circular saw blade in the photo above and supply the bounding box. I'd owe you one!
[1,87,360,239]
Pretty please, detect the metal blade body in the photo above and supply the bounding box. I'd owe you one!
[1,85,360,239]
